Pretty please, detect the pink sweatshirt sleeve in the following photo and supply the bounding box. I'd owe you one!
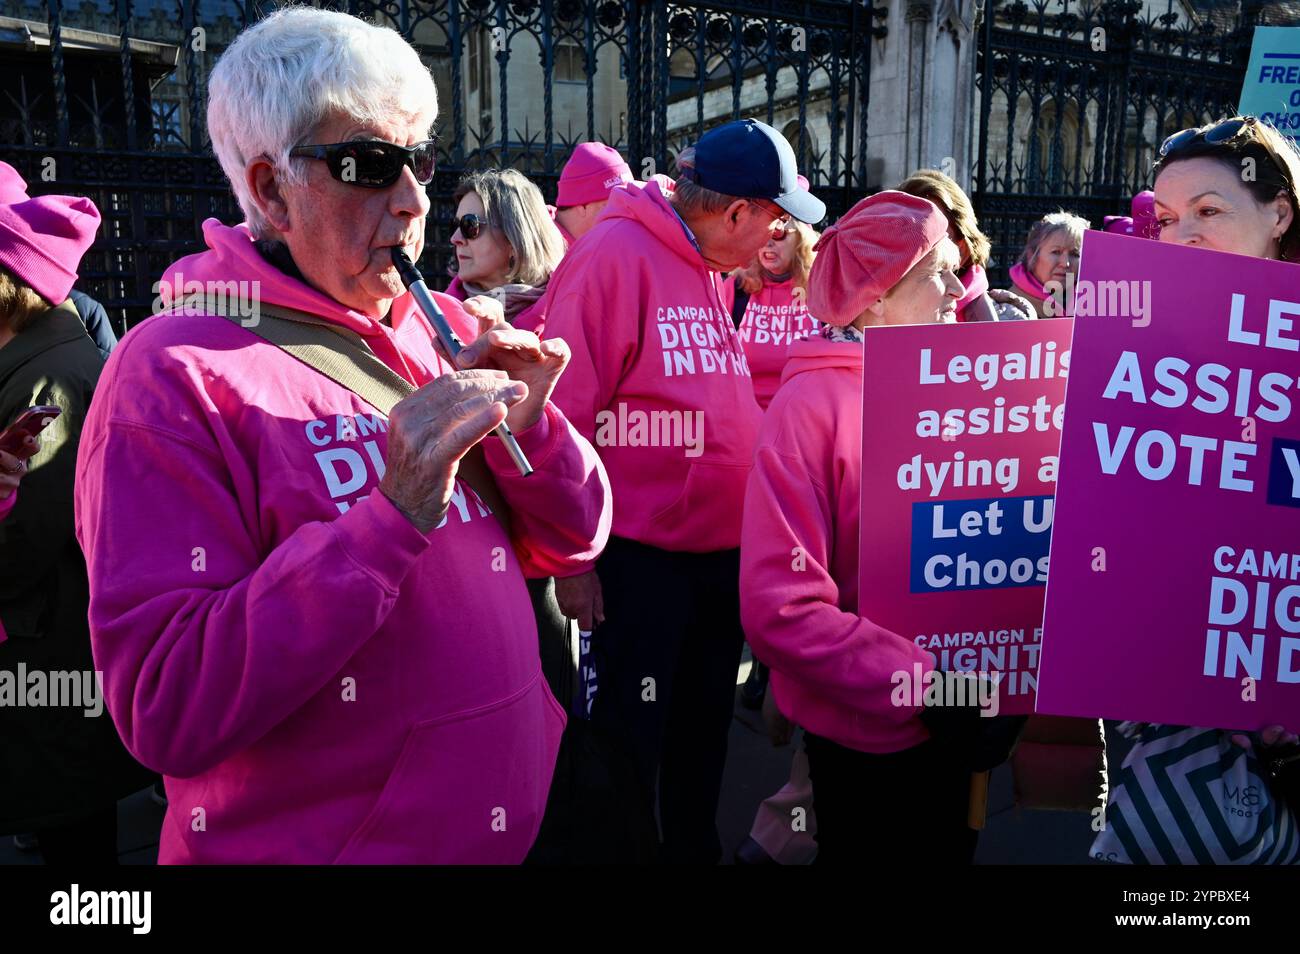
[740,442,934,724]
[0,488,15,521]
[483,400,612,578]
[75,418,433,779]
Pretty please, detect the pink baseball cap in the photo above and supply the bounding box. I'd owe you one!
[0,161,101,304]
[808,191,949,327]
[556,143,634,208]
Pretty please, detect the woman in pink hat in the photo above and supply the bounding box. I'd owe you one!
[897,169,1035,322]
[0,160,155,862]
[740,191,1020,863]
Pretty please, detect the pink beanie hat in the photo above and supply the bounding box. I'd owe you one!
[556,143,634,208]
[0,161,101,304]
[808,190,950,327]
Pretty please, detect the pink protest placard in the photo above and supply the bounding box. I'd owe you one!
[1038,231,1300,728]
[859,319,1072,716]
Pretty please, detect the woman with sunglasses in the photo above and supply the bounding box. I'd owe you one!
[446,170,566,336]
[1154,115,1300,263]
[73,8,612,864]
[897,169,1035,322]
[1144,114,1300,798]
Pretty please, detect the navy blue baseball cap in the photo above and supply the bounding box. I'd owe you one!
[682,119,826,225]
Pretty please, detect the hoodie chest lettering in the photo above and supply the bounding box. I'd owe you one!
[299,412,494,529]
[739,302,821,347]
[654,304,752,379]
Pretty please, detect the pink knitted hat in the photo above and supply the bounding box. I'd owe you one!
[0,161,101,304]
[556,143,634,208]
[808,191,950,327]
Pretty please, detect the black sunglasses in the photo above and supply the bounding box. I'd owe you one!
[289,139,436,189]
[1159,118,1253,159]
[451,213,489,240]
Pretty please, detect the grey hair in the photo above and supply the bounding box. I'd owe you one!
[453,169,565,286]
[672,146,741,216]
[207,8,438,238]
[1020,211,1090,270]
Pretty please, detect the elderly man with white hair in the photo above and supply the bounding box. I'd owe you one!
[74,8,611,864]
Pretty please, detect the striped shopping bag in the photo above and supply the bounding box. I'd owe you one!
[1091,724,1299,865]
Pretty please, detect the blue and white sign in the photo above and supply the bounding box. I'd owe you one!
[1238,27,1300,141]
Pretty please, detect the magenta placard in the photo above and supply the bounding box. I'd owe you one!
[1038,231,1300,728]
[859,319,1072,716]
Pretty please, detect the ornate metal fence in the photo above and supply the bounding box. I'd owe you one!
[970,0,1285,284]
[0,0,880,331]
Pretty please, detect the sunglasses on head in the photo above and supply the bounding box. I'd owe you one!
[451,213,490,240]
[289,139,436,189]
[1159,118,1254,159]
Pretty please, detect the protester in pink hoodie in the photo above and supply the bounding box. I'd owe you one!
[543,119,825,863]
[740,191,1001,864]
[726,207,821,410]
[73,9,611,865]
[546,142,636,247]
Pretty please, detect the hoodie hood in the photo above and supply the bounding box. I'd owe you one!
[600,176,702,267]
[159,219,424,346]
[779,331,863,388]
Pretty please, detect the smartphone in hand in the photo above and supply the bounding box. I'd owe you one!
[0,405,61,455]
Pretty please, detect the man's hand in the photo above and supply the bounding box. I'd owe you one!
[454,325,570,433]
[462,295,506,330]
[555,570,604,631]
[379,369,527,533]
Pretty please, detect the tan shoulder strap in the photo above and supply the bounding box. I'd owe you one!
[181,295,510,534]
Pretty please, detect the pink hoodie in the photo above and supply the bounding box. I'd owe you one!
[73,219,612,864]
[739,334,934,754]
[543,177,762,552]
[734,277,820,410]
